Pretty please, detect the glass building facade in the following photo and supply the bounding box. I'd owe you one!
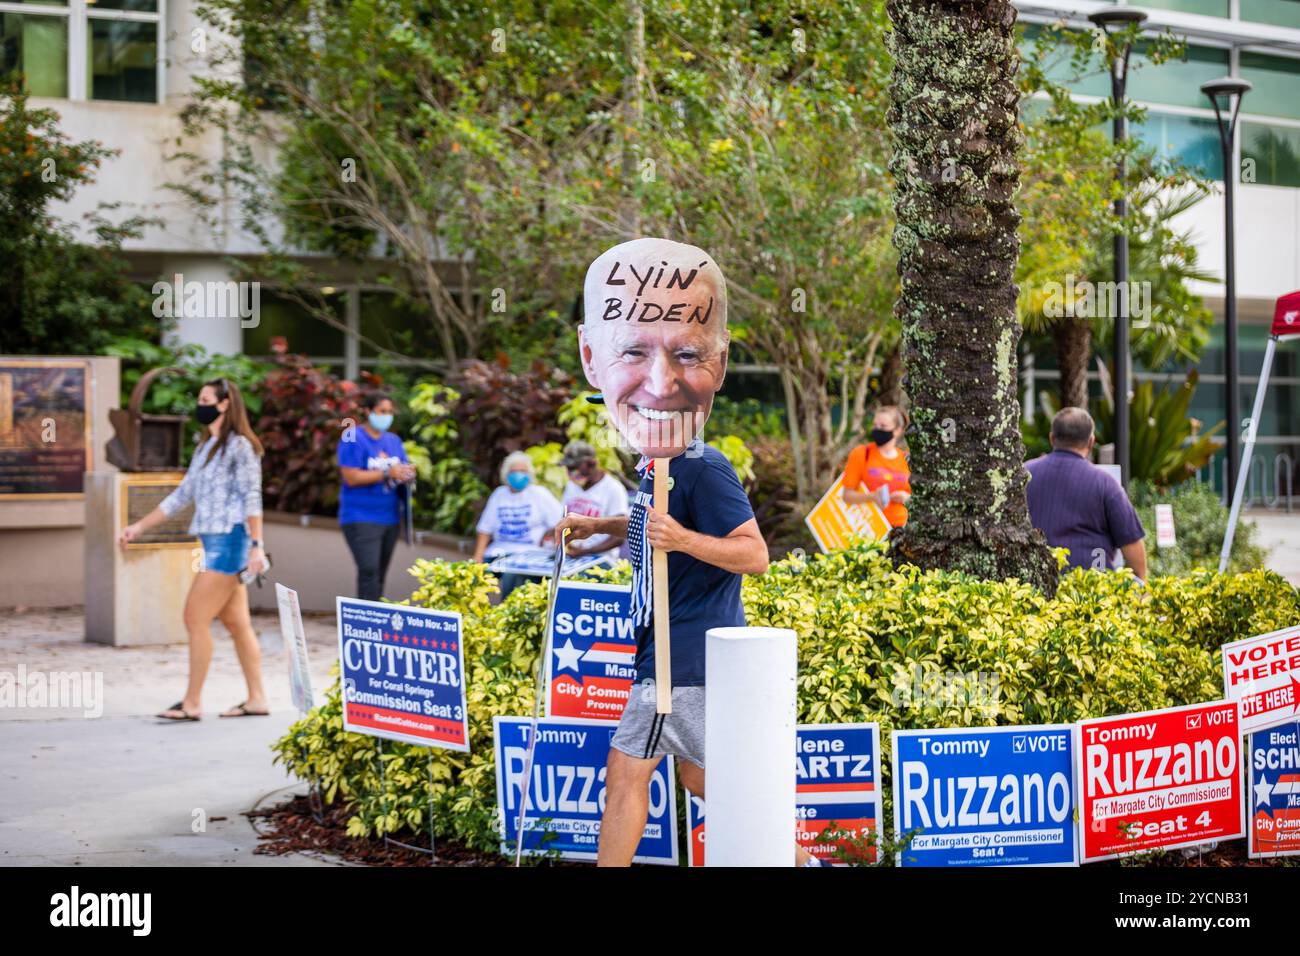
[1017,1,1300,498]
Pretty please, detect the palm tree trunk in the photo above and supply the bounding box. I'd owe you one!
[620,0,645,235]
[885,0,1058,596]
[877,343,904,407]
[1053,313,1091,410]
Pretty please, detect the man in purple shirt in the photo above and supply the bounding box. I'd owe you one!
[1024,407,1148,579]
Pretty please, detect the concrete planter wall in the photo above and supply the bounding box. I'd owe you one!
[250,512,470,613]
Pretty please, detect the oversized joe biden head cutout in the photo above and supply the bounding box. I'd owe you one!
[579,237,729,459]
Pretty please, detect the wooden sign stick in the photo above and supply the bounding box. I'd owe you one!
[652,457,672,715]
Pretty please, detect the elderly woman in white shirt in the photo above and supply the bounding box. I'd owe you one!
[472,450,563,597]
[119,378,271,721]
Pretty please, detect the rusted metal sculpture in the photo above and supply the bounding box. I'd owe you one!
[106,367,188,472]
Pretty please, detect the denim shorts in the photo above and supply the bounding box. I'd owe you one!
[199,524,250,575]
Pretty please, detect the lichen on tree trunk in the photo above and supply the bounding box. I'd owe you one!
[885,0,1059,597]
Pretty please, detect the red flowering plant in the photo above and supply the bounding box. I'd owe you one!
[450,356,574,487]
[254,341,381,515]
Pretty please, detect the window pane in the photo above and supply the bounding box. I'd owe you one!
[242,292,346,357]
[359,292,443,360]
[1137,0,1229,15]
[87,0,159,10]
[1,13,68,98]
[87,18,155,102]
[1240,53,1300,121]
[1241,0,1300,30]
[1241,122,1300,187]
[1133,111,1224,179]
[1129,45,1229,110]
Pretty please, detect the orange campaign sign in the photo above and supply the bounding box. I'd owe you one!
[804,480,891,553]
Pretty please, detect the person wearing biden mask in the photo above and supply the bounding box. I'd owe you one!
[338,392,416,601]
[553,237,818,867]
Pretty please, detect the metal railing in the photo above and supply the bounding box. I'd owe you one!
[1196,450,1296,512]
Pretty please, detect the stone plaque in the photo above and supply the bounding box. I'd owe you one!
[0,359,90,498]
[120,474,196,549]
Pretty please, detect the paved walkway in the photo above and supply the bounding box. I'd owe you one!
[0,607,341,866]
[1246,508,1300,586]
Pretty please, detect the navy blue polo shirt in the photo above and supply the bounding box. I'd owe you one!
[626,440,754,687]
[1024,449,1145,570]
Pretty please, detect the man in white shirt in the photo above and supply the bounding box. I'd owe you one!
[556,441,629,562]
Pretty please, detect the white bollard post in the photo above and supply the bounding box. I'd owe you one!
[704,626,797,867]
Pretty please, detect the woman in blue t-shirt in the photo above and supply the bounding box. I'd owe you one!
[337,393,415,601]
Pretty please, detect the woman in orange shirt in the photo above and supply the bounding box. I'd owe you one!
[841,405,911,527]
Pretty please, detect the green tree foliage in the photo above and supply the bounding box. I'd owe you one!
[1025,370,1224,489]
[1017,25,1215,408]
[180,0,624,370]
[0,78,157,354]
[404,380,491,534]
[1132,480,1267,575]
[625,1,900,501]
[1093,369,1223,487]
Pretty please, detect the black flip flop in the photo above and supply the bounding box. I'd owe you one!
[157,701,200,721]
[219,702,270,718]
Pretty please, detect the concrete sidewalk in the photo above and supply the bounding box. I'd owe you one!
[0,608,341,866]
[1245,508,1300,587]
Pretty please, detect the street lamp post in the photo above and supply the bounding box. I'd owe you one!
[1201,76,1252,501]
[1089,5,1147,490]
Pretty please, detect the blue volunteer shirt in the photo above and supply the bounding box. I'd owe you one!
[1024,449,1145,570]
[628,439,755,687]
[337,429,408,526]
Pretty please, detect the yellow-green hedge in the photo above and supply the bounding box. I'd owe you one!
[272,544,1300,854]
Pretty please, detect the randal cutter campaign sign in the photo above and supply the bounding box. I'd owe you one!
[544,581,637,721]
[1076,700,1242,863]
[336,597,469,751]
[892,725,1078,867]
[1247,721,1300,859]
[493,716,678,864]
[1221,625,1300,734]
[687,723,882,866]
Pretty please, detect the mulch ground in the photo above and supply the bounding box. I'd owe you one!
[1104,839,1296,868]
[245,793,515,867]
[249,792,1295,868]
[246,792,586,867]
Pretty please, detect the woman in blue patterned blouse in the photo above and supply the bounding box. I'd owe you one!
[119,379,271,721]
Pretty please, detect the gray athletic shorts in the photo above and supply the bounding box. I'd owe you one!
[610,680,705,768]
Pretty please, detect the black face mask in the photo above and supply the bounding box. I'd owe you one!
[870,427,894,447]
[195,404,221,425]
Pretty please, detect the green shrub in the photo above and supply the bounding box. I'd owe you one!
[405,380,490,534]
[708,396,788,443]
[104,340,274,464]
[272,545,1300,858]
[1132,479,1268,575]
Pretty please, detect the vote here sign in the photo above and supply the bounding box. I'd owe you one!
[1247,721,1300,860]
[544,581,636,721]
[493,716,678,865]
[336,597,468,751]
[1221,624,1300,734]
[686,723,882,866]
[1076,701,1243,863]
[892,725,1078,867]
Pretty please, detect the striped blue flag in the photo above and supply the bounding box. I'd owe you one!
[628,455,653,628]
